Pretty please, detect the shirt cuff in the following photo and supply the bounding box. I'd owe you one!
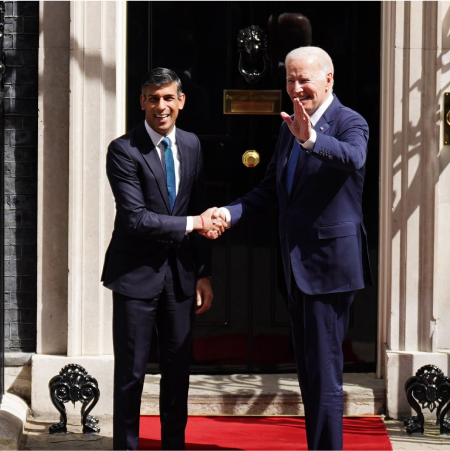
[219,207,232,229]
[186,216,194,234]
[297,129,317,150]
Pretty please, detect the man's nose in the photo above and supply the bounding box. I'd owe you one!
[157,99,167,110]
[294,81,304,92]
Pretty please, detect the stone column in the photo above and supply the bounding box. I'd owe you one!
[33,1,126,418]
[379,0,450,419]
[67,0,117,357]
[36,1,70,357]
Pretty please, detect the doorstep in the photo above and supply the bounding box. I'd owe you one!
[141,373,385,416]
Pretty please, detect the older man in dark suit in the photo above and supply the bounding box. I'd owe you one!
[212,46,372,450]
[102,68,225,451]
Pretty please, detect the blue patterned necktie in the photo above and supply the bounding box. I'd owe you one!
[161,137,176,211]
[285,139,301,195]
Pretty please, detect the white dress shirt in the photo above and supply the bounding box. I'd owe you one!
[144,121,194,233]
[220,93,335,226]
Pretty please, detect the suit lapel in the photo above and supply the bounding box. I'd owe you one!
[314,115,330,135]
[315,94,341,134]
[135,121,171,213]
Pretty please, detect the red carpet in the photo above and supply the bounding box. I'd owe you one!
[138,416,392,450]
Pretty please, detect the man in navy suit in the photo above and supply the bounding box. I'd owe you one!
[102,68,225,450]
[212,47,372,450]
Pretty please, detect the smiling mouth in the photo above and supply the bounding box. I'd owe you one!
[296,96,309,101]
[156,114,170,119]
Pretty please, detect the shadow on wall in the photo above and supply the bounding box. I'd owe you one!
[38,1,117,355]
[5,363,31,403]
[389,2,450,419]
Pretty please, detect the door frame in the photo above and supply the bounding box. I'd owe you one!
[377,1,394,378]
[116,1,127,139]
[118,0,389,378]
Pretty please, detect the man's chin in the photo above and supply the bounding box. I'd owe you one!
[303,104,316,115]
[151,120,165,128]
[157,124,174,135]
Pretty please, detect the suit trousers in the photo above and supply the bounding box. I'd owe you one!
[287,279,355,451]
[112,258,194,451]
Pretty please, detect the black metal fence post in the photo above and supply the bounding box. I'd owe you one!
[405,365,450,435]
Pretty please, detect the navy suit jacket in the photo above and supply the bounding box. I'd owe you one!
[227,95,373,295]
[101,121,211,299]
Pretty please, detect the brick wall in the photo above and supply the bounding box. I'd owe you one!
[4,1,38,352]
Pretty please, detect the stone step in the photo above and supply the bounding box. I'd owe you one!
[141,373,385,416]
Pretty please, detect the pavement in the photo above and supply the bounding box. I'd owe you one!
[23,418,112,450]
[22,417,450,450]
[384,420,450,450]
[13,373,450,450]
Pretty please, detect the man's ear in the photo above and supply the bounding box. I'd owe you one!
[140,94,146,110]
[178,93,186,110]
[326,72,333,90]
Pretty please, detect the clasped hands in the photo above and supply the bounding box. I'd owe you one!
[195,207,227,239]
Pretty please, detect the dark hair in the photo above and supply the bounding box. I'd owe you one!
[140,68,183,97]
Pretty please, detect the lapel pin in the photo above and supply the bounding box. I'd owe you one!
[320,126,324,131]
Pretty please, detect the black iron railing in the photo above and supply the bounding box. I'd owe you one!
[405,365,450,435]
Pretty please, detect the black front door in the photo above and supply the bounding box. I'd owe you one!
[127,1,380,374]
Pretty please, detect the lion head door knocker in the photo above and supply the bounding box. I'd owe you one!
[237,25,268,84]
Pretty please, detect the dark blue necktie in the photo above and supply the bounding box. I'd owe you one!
[161,137,176,211]
[285,139,301,195]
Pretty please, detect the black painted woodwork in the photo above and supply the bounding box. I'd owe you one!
[126,1,381,374]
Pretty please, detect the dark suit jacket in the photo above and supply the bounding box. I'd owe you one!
[227,95,373,295]
[101,121,211,299]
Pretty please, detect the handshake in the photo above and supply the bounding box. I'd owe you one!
[193,207,228,240]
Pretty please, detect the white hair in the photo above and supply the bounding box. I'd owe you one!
[285,46,334,80]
